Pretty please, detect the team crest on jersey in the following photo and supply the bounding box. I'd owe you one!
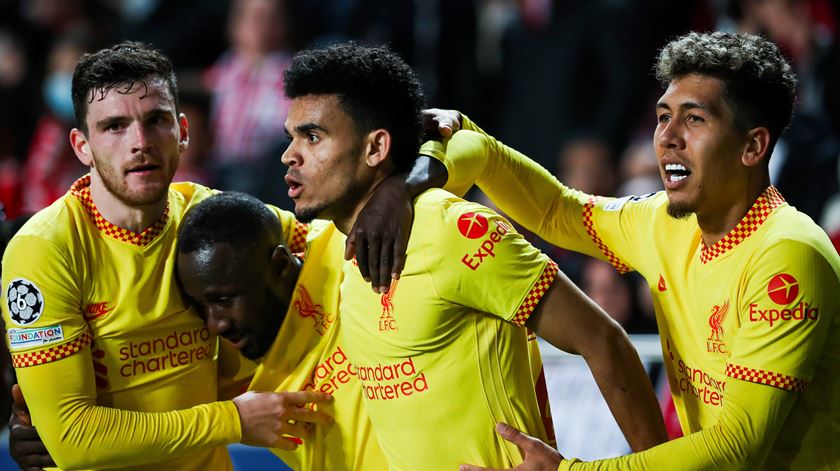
[706,299,729,354]
[379,278,399,332]
[7,278,45,326]
[293,285,335,336]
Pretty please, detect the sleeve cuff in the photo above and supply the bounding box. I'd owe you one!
[559,458,582,470]
[220,400,243,443]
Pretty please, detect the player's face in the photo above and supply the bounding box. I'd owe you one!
[281,94,372,223]
[177,243,287,360]
[654,74,749,219]
[72,78,186,207]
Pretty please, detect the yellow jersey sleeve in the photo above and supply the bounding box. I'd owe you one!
[560,376,799,470]
[416,195,557,326]
[426,117,661,275]
[2,226,241,469]
[727,239,837,389]
[3,235,87,361]
[16,344,242,470]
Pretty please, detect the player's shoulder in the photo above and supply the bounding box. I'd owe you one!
[414,188,498,221]
[8,193,84,249]
[759,205,840,273]
[169,181,218,214]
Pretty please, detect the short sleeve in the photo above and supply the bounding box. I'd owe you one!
[726,240,838,391]
[2,235,89,366]
[421,199,558,326]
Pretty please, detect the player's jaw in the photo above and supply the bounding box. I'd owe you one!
[92,150,176,207]
[658,154,698,219]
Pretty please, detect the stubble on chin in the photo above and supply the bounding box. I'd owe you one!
[666,201,694,220]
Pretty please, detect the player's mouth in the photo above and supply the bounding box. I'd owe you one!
[663,162,691,190]
[285,174,303,199]
[223,331,249,350]
[126,163,161,176]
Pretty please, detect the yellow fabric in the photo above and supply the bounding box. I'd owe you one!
[1,178,300,470]
[249,220,387,470]
[339,188,555,470]
[434,121,840,470]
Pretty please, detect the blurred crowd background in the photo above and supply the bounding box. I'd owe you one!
[1,0,840,430]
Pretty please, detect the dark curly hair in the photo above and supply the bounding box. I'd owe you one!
[284,43,425,173]
[72,41,178,134]
[178,192,282,255]
[656,32,797,148]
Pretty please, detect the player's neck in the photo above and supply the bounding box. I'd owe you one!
[333,173,391,236]
[89,175,168,234]
[696,173,771,247]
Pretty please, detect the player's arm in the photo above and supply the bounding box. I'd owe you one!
[4,237,332,470]
[462,375,800,471]
[524,269,668,452]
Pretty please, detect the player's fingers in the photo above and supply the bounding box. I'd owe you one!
[353,230,371,282]
[19,452,56,468]
[280,391,333,405]
[366,236,382,293]
[377,239,394,293]
[344,234,356,261]
[390,227,407,281]
[459,464,504,471]
[285,406,334,425]
[9,424,41,440]
[272,436,302,451]
[279,420,314,439]
[495,422,529,445]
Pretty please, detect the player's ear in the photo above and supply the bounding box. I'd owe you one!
[364,129,391,168]
[70,128,93,166]
[270,244,301,279]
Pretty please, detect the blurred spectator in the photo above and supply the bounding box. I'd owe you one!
[725,0,840,220]
[172,78,213,185]
[0,29,38,220]
[616,136,662,197]
[581,258,657,334]
[557,139,617,197]
[20,33,89,215]
[203,0,293,198]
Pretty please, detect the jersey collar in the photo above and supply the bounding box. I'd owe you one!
[700,186,785,264]
[70,175,170,247]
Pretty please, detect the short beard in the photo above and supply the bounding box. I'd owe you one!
[294,204,325,223]
[666,201,694,220]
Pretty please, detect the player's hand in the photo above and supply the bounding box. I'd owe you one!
[459,423,564,471]
[346,175,413,293]
[9,384,56,471]
[233,391,333,450]
[421,108,461,140]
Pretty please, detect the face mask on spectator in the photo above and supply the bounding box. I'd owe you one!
[43,72,74,123]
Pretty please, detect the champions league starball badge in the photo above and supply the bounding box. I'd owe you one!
[7,278,45,325]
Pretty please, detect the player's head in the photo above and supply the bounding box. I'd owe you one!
[653,32,796,219]
[176,192,301,360]
[69,41,187,207]
[281,43,425,225]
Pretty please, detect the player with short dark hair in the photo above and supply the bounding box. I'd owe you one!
[281,42,668,470]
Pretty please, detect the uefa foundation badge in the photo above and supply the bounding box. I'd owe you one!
[7,278,45,326]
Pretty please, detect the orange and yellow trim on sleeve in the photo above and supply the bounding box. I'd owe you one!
[511,260,559,326]
[582,197,632,274]
[12,331,93,368]
[725,363,807,393]
[288,220,309,254]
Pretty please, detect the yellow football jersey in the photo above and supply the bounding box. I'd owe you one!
[435,122,840,470]
[249,220,387,470]
[1,176,306,471]
[339,189,556,470]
